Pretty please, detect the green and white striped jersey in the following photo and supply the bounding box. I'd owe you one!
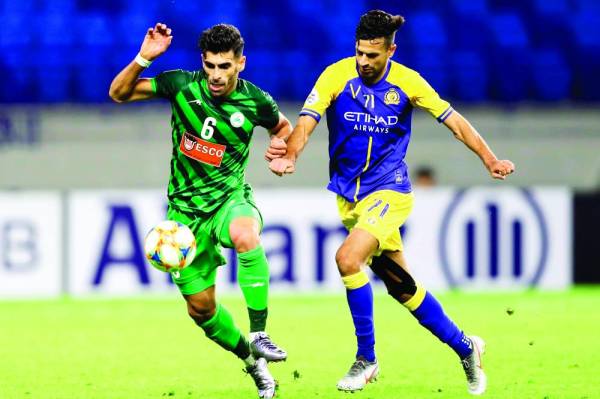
[150,69,279,214]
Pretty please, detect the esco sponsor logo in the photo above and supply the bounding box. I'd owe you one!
[183,135,195,151]
[179,132,226,167]
[183,135,224,157]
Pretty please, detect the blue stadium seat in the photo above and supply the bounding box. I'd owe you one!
[572,13,600,47]
[75,13,115,47]
[570,13,600,100]
[531,49,571,101]
[574,0,600,12]
[36,52,71,103]
[281,51,312,101]
[488,12,531,101]
[0,14,33,47]
[532,0,570,15]
[489,13,529,48]
[116,14,155,47]
[0,0,596,103]
[244,15,283,49]
[528,0,572,48]
[241,50,282,99]
[448,15,490,51]
[0,0,34,14]
[449,0,489,16]
[42,0,75,14]
[124,0,159,15]
[449,51,488,102]
[38,14,75,47]
[489,48,530,102]
[326,0,365,17]
[408,50,450,98]
[405,11,448,48]
[1,48,36,102]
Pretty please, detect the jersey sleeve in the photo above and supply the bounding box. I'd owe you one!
[255,89,280,130]
[150,69,193,100]
[299,62,349,122]
[404,72,453,123]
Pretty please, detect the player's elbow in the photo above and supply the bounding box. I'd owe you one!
[108,88,126,103]
[108,82,131,103]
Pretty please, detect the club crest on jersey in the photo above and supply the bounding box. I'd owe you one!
[180,132,226,167]
[384,88,400,105]
[230,112,245,128]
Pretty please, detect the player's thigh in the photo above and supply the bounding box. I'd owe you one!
[354,190,414,256]
[167,206,226,295]
[336,227,379,274]
[213,189,263,249]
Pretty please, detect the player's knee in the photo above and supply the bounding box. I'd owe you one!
[230,228,260,253]
[370,256,417,302]
[335,248,362,276]
[186,295,216,325]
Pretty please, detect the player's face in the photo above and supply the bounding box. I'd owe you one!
[355,39,396,84]
[202,50,246,97]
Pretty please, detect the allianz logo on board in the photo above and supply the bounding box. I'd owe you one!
[439,189,549,288]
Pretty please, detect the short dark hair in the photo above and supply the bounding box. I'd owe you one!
[356,10,405,47]
[198,24,244,57]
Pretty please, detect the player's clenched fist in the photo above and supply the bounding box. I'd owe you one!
[269,158,295,176]
[264,136,287,162]
[140,23,173,61]
[487,159,515,180]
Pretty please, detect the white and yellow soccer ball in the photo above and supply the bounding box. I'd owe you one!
[144,220,197,272]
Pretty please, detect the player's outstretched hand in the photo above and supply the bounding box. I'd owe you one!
[269,158,295,177]
[488,159,515,180]
[264,136,287,162]
[140,23,173,61]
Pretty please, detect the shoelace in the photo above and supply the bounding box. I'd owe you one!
[256,336,282,353]
[347,359,367,377]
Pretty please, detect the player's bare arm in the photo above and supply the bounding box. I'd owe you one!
[443,111,515,180]
[268,115,318,176]
[109,23,173,103]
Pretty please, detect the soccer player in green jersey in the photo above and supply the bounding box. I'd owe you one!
[109,23,291,399]
[268,10,515,396]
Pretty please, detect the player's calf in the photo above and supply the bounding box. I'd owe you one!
[185,289,217,325]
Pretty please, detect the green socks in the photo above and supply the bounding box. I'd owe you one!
[200,304,249,359]
[237,245,269,332]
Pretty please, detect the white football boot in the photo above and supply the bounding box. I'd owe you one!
[336,356,379,392]
[246,357,276,399]
[250,332,287,362]
[461,335,487,395]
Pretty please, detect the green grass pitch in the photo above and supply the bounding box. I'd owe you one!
[1,288,599,399]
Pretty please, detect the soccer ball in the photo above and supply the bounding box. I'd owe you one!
[144,220,197,272]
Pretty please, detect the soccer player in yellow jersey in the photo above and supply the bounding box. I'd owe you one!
[268,9,515,395]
